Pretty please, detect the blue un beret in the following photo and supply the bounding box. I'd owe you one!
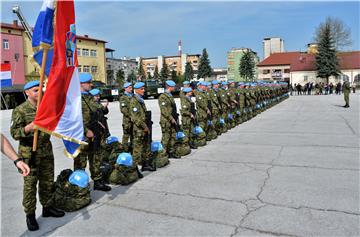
[165,80,176,87]
[89,88,100,96]
[183,81,190,85]
[123,82,132,89]
[79,73,92,83]
[24,80,40,90]
[212,80,219,85]
[182,87,192,93]
[222,81,228,85]
[134,82,145,89]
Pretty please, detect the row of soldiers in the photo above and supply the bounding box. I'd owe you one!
[119,79,290,174]
[10,73,288,231]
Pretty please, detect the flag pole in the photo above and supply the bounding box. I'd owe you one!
[32,43,50,151]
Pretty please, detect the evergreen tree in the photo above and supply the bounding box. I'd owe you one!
[176,74,185,85]
[239,51,255,82]
[184,62,194,81]
[107,69,114,85]
[160,60,169,83]
[147,72,153,79]
[116,69,125,87]
[153,65,159,80]
[197,48,212,79]
[171,70,177,82]
[315,22,340,84]
[137,60,146,80]
[127,70,136,84]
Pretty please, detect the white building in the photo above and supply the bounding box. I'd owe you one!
[263,37,284,59]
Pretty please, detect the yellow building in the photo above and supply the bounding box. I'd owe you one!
[76,35,107,83]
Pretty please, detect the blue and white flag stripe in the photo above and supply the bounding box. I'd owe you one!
[32,0,55,48]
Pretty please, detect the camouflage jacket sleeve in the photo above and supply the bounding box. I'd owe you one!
[10,105,32,140]
[158,93,173,121]
[81,95,92,133]
[195,91,208,112]
[220,91,230,107]
[210,91,220,110]
[130,98,147,130]
[119,95,130,117]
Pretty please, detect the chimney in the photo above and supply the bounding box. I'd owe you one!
[84,34,89,38]
[13,20,18,27]
[178,40,182,56]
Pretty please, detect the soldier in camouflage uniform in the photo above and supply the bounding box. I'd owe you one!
[342,79,350,108]
[119,82,133,151]
[130,82,156,173]
[237,83,246,123]
[180,81,191,99]
[227,81,238,128]
[195,81,209,137]
[180,87,197,149]
[74,73,111,192]
[10,81,65,231]
[210,80,222,135]
[219,82,230,131]
[205,82,217,140]
[159,80,181,158]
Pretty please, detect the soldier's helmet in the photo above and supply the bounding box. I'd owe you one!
[193,126,204,134]
[116,153,133,167]
[106,136,119,145]
[69,170,89,188]
[151,141,164,153]
[176,131,186,140]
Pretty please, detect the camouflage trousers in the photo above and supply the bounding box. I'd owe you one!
[160,120,177,154]
[122,117,133,151]
[132,128,151,166]
[74,146,102,182]
[23,154,54,215]
[181,116,195,146]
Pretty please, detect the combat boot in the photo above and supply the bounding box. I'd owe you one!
[94,180,111,192]
[168,153,181,159]
[141,161,156,172]
[26,213,39,231]
[189,143,198,149]
[136,166,144,178]
[42,206,65,218]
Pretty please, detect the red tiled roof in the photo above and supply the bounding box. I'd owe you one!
[258,51,360,71]
[290,51,360,71]
[257,52,301,66]
[1,22,24,31]
[1,22,106,43]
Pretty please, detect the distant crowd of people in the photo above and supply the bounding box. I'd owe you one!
[289,82,356,96]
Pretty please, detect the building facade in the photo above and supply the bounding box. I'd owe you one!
[263,37,284,59]
[106,56,138,85]
[257,50,360,86]
[227,47,259,82]
[1,21,26,85]
[139,53,200,80]
[210,68,228,82]
[1,21,107,84]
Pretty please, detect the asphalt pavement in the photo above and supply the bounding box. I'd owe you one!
[1,93,359,236]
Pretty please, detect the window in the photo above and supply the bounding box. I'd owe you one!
[304,75,308,81]
[77,48,81,56]
[83,65,90,72]
[91,66,97,73]
[82,49,89,57]
[3,39,9,49]
[263,69,270,74]
[78,65,82,72]
[90,49,97,57]
[284,69,290,73]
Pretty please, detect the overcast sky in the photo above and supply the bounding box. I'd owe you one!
[1,1,359,67]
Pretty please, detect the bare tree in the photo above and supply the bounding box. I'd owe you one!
[314,17,352,50]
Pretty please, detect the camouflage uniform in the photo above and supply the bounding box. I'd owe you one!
[74,93,102,182]
[195,89,208,134]
[205,88,218,140]
[11,100,54,215]
[130,94,151,166]
[119,92,133,151]
[343,81,350,107]
[227,87,237,128]
[159,92,177,155]
[210,88,221,135]
[218,88,230,132]
[180,95,195,146]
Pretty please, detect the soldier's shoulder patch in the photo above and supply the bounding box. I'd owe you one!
[121,103,126,107]
[222,94,225,97]
[199,96,202,99]
[133,107,138,112]
[183,105,187,108]
[161,102,166,106]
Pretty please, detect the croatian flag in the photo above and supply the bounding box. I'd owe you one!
[33,0,86,158]
[0,64,12,87]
